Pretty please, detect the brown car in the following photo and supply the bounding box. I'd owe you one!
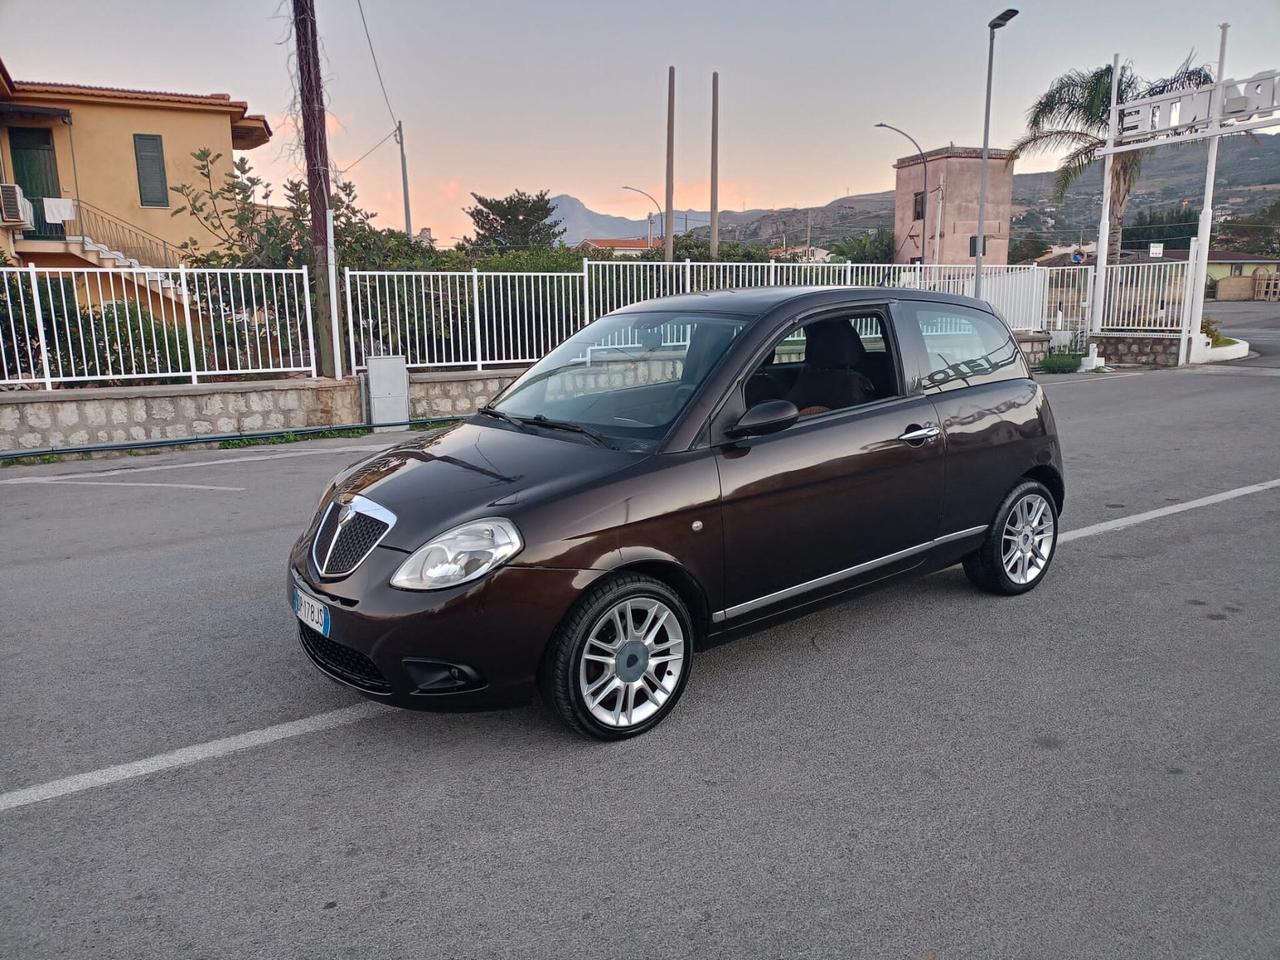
[289,287,1064,739]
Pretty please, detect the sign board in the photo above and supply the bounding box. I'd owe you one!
[1101,68,1280,155]
[1149,242,1164,258]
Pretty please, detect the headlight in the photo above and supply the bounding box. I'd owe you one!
[390,518,523,590]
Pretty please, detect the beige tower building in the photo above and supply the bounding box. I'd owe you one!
[892,145,1014,265]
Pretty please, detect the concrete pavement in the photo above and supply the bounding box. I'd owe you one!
[2,365,1279,959]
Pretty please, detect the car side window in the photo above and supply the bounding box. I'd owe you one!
[904,303,1028,393]
[744,312,900,418]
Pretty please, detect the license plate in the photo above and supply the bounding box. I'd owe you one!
[294,587,330,637]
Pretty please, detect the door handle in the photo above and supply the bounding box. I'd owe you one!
[898,424,940,444]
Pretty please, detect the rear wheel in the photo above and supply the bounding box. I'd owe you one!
[963,480,1058,595]
[540,574,692,740]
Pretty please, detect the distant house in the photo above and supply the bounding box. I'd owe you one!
[0,53,271,270]
[767,244,831,263]
[574,237,658,257]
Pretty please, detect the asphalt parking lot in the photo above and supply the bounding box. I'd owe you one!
[3,318,1279,958]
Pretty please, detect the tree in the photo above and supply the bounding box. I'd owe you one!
[171,149,437,271]
[1218,198,1280,258]
[1121,207,1199,251]
[1009,233,1051,263]
[638,233,772,262]
[1006,58,1213,261]
[827,229,894,264]
[462,189,564,251]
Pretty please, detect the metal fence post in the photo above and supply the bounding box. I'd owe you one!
[343,267,358,376]
[179,264,199,384]
[301,265,317,378]
[684,258,692,292]
[844,261,853,286]
[27,263,53,390]
[582,258,590,328]
[471,268,483,371]
[768,259,777,285]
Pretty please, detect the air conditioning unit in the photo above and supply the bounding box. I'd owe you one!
[0,183,35,228]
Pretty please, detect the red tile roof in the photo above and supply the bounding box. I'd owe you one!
[578,238,658,250]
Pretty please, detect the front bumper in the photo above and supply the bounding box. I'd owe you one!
[287,538,599,710]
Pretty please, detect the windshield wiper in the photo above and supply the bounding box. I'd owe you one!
[519,414,615,449]
[477,406,524,428]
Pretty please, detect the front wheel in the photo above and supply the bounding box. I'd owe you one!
[540,574,693,740]
[963,480,1059,595]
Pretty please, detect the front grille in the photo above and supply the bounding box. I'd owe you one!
[298,624,392,694]
[311,495,395,578]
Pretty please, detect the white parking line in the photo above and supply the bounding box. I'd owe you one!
[6,479,246,492]
[0,443,393,484]
[1042,372,1145,385]
[0,704,385,813]
[1060,478,1280,543]
[2,475,1278,815]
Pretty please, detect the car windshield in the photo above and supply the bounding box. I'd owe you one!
[489,311,748,450]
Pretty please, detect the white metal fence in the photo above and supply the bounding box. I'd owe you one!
[1,265,314,388]
[0,259,1192,389]
[345,260,1187,371]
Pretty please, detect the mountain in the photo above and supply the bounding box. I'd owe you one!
[549,133,1280,248]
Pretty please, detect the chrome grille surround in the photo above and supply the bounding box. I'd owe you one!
[311,493,397,578]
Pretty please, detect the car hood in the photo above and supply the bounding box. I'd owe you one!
[329,420,642,551]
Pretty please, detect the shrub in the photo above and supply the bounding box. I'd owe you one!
[1039,352,1082,374]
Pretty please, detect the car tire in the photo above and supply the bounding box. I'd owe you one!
[540,573,693,740]
[963,479,1059,596]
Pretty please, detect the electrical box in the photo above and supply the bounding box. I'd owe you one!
[366,355,409,434]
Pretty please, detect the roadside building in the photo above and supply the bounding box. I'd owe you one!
[0,54,271,270]
[892,145,1014,265]
[574,237,659,258]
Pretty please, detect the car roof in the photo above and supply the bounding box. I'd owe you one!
[610,284,999,318]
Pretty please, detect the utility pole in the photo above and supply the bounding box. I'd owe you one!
[806,210,812,261]
[709,71,720,258]
[664,66,675,262]
[293,0,335,377]
[396,119,412,236]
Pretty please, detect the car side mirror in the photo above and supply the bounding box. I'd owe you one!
[727,399,799,438]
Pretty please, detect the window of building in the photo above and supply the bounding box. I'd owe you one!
[903,303,1028,393]
[912,191,925,222]
[133,134,168,207]
[744,312,900,417]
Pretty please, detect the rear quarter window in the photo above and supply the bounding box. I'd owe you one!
[903,303,1028,393]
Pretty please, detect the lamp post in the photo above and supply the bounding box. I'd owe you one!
[973,7,1018,300]
[622,185,664,248]
[875,122,927,264]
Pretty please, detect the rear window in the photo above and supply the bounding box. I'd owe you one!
[901,303,1027,392]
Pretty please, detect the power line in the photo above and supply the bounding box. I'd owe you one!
[339,126,398,174]
[355,0,396,125]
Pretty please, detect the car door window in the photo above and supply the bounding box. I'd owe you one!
[904,303,1028,393]
[744,312,899,417]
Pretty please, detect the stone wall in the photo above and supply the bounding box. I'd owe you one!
[409,368,524,419]
[1088,333,1181,367]
[1015,331,1050,367]
[1,378,361,453]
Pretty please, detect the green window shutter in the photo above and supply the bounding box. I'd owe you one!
[133,134,168,207]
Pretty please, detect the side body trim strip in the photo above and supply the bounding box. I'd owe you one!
[711,524,988,623]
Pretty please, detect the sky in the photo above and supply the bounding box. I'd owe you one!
[2,0,1277,242]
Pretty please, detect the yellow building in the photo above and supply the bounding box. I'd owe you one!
[0,54,270,270]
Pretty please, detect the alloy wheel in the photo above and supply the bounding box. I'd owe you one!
[1001,492,1055,585]
[578,597,685,729]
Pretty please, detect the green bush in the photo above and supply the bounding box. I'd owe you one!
[1039,352,1082,374]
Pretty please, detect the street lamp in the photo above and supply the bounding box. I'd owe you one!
[973,7,1018,299]
[622,185,663,248]
[876,123,928,264]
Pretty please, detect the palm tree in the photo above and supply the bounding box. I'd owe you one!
[1007,58,1213,261]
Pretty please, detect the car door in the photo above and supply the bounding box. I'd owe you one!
[712,304,946,623]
